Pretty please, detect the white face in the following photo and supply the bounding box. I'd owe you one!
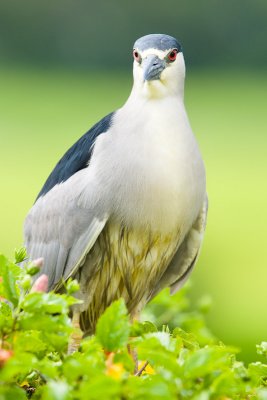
[132,47,186,99]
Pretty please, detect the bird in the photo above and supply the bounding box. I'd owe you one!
[24,33,207,345]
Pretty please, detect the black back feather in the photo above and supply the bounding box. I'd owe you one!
[36,112,114,201]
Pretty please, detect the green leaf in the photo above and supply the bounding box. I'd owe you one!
[14,247,27,264]
[0,301,13,331]
[210,369,248,397]
[248,361,267,384]
[96,299,130,352]
[142,321,158,333]
[257,388,267,400]
[20,274,32,290]
[136,335,180,376]
[191,391,210,400]
[42,381,71,400]
[21,292,69,314]
[125,375,176,400]
[19,313,71,337]
[14,330,47,356]
[183,345,237,379]
[35,354,62,380]
[78,375,121,400]
[0,254,20,307]
[173,327,199,351]
[63,351,106,383]
[0,384,27,400]
[65,278,80,295]
[113,350,135,373]
[26,263,41,276]
[0,352,37,382]
[130,320,158,337]
[42,332,69,352]
[257,342,267,358]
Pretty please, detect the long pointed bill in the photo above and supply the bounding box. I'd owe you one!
[143,55,166,81]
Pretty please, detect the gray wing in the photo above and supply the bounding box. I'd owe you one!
[24,168,108,291]
[151,195,208,298]
[25,112,114,290]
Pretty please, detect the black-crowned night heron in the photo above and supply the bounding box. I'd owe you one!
[24,33,207,341]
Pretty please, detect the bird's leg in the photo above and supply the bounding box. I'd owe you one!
[68,311,83,354]
[127,343,138,375]
[128,310,143,374]
[129,309,150,376]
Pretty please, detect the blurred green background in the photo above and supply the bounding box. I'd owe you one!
[0,1,267,362]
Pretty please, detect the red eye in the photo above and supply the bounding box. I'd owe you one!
[133,50,141,63]
[167,49,178,62]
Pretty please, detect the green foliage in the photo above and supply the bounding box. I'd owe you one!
[96,299,130,352]
[0,254,21,307]
[0,250,267,399]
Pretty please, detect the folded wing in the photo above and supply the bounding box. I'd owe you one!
[24,113,114,290]
[151,195,208,298]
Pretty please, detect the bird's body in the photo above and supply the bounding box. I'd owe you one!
[24,34,207,334]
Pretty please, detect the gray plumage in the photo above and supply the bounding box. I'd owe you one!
[24,34,207,333]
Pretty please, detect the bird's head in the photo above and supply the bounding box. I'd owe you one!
[132,34,185,99]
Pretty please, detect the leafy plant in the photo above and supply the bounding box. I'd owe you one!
[0,249,266,399]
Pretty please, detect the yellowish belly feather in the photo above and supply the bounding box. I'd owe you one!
[75,222,180,333]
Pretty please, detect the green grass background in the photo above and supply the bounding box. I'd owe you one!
[0,67,266,362]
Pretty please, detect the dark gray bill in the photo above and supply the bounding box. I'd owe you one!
[143,55,166,81]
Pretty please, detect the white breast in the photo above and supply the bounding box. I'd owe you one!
[89,96,206,239]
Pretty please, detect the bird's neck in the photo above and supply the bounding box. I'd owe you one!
[123,83,185,122]
[129,79,184,102]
